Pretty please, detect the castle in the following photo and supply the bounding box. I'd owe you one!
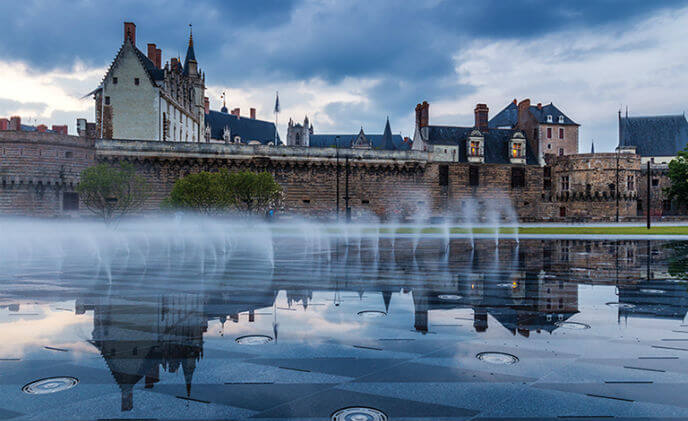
[0,21,685,221]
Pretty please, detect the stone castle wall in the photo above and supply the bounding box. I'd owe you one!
[0,131,95,216]
[1,131,682,221]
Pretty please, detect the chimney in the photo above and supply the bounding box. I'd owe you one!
[123,22,136,45]
[537,103,542,110]
[474,103,489,132]
[155,48,162,69]
[513,98,517,105]
[52,125,68,135]
[0,118,8,131]
[9,116,21,131]
[415,101,429,128]
[203,97,210,114]
[250,108,256,119]
[37,124,47,133]
[231,108,240,117]
[170,57,178,70]
[147,43,157,66]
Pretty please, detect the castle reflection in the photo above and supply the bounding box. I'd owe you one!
[66,237,688,412]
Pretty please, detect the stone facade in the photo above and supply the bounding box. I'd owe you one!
[543,152,641,221]
[95,22,205,142]
[0,131,94,216]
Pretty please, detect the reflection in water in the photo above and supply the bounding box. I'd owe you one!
[1,233,688,414]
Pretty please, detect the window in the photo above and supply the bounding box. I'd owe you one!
[63,192,79,211]
[627,175,634,191]
[112,77,118,84]
[104,96,110,105]
[511,142,523,158]
[586,184,591,194]
[511,167,525,188]
[65,151,73,158]
[609,183,616,194]
[543,167,552,178]
[652,178,659,187]
[302,199,310,204]
[361,199,370,204]
[543,166,552,190]
[547,127,552,138]
[547,115,553,123]
[559,148,564,156]
[637,199,643,212]
[470,140,481,156]
[547,143,552,150]
[439,164,449,186]
[558,115,564,123]
[134,78,140,85]
[559,206,566,217]
[559,128,564,139]
[560,175,569,191]
[469,165,479,186]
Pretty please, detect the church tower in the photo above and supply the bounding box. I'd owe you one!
[183,25,206,143]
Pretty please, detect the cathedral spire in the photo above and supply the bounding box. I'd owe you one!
[382,116,395,150]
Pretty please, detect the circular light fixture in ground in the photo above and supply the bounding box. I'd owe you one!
[357,310,387,318]
[476,352,519,365]
[235,335,273,345]
[22,377,78,394]
[555,321,591,330]
[438,294,462,301]
[332,407,388,421]
[606,302,635,309]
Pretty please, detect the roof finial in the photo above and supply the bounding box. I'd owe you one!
[188,23,193,47]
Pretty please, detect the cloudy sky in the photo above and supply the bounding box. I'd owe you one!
[1,0,687,151]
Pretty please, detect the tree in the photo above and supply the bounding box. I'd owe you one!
[165,169,282,215]
[163,170,232,214]
[665,146,688,207]
[225,170,282,214]
[77,162,149,222]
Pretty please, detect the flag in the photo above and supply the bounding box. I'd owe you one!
[274,91,280,114]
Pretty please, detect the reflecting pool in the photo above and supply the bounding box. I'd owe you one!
[1,219,688,420]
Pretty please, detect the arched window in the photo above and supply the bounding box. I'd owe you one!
[558,115,564,124]
[547,115,553,123]
[295,132,301,145]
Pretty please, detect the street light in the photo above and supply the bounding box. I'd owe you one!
[335,136,340,221]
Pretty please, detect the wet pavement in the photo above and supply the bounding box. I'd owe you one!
[1,220,688,420]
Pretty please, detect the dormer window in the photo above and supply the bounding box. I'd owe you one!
[547,115,553,123]
[509,132,527,164]
[234,135,241,143]
[467,130,484,163]
[558,115,564,124]
[511,142,523,158]
[470,140,480,156]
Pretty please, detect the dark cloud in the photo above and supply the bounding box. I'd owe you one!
[1,0,686,140]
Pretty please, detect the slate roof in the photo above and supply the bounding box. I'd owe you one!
[205,110,281,145]
[183,33,196,76]
[308,133,409,150]
[488,102,578,128]
[425,126,538,165]
[132,46,165,81]
[619,115,688,157]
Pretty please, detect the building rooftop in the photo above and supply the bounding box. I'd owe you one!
[619,114,688,157]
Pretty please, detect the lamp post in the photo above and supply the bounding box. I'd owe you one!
[647,161,651,230]
[345,155,351,222]
[336,136,340,221]
[615,147,620,223]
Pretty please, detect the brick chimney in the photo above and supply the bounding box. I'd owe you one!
[52,125,68,135]
[203,97,210,114]
[147,43,157,66]
[250,108,256,119]
[36,124,47,133]
[513,98,517,105]
[155,48,162,69]
[0,118,8,130]
[9,116,21,131]
[474,103,489,132]
[537,102,542,110]
[231,108,240,117]
[415,101,429,128]
[171,57,178,69]
[123,22,136,45]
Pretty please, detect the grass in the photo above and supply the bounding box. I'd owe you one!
[383,226,688,235]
